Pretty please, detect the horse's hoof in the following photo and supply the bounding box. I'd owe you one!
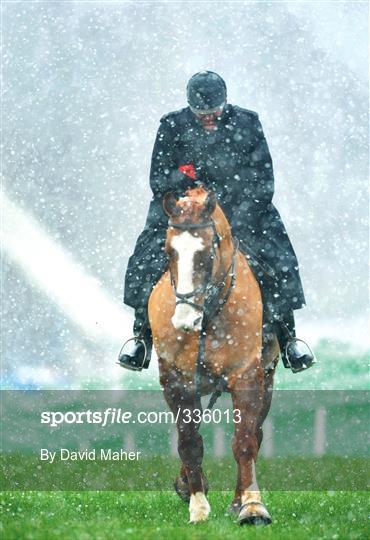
[228,500,241,515]
[238,502,272,526]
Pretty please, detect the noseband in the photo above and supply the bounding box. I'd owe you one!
[168,219,236,318]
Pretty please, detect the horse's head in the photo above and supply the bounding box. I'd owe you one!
[163,187,218,332]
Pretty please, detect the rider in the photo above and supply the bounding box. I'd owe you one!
[119,70,315,373]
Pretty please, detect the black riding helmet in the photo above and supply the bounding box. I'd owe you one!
[187,71,227,113]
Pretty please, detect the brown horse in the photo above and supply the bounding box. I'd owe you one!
[148,186,279,525]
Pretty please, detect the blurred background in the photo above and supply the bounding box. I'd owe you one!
[2,1,368,390]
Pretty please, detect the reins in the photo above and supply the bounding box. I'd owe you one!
[195,241,238,411]
[168,217,238,410]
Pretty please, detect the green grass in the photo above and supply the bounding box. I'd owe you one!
[2,455,369,491]
[1,490,368,539]
[2,340,368,538]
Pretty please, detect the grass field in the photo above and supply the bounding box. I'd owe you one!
[2,456,369,491]
[1,490,368,539]
[2,340,368,538]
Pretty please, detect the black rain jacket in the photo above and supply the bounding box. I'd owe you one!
[124,104,306,317]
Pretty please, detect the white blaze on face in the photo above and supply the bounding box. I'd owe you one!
[171,231,205,331]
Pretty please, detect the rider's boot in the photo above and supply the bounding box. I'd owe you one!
[274,309,316,373]
[117,308,152,371]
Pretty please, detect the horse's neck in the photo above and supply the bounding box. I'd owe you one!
[218,237,235,277]
[213,206,235,278]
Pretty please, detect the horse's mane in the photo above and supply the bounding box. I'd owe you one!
[180,187,208,205]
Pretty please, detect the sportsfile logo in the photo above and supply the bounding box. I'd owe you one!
[41,408,134,428]
[40,408,241,427]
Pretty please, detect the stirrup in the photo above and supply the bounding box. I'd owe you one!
[117,337,149,371]
[283,337,316,373]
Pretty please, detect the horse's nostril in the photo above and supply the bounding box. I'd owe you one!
[194,317,202,327]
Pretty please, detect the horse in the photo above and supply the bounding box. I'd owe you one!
[148,186,279,525]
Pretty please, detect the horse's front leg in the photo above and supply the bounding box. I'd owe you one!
[163,385,210,523]
[230,367,272,526]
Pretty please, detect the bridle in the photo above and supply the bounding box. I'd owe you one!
[168,217,238,411]
[168,218,238,322]
[168,219,225,316]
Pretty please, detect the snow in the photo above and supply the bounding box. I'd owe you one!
[2,2,368,389]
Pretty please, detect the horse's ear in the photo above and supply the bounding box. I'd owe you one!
[163,192,179,217]
[202,191,217,218]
